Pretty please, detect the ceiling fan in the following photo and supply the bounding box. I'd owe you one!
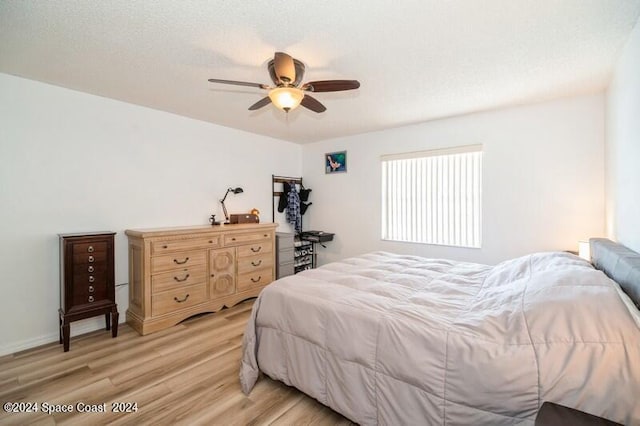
[208,52,360,113]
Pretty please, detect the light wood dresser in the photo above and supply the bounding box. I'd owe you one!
[125,223,277,335]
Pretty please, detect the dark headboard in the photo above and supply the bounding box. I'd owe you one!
[590,238,640,309]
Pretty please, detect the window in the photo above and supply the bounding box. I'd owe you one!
[381,145,482,248]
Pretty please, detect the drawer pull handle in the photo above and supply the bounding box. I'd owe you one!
[174,294,190,303]
[251,276,262,283]
[251,260,262,267]
[173,257,189,265]
[88,266,94,273]
[251,246,262,253]
[264,234,268,237]
[88,296,95,303]
[209,240,213,244]
[174,274,190,282]
[88,255,95,263]
[88,276,95,283]
[88,285,95,293]
[88,246,95,253]
[231,237,236,241]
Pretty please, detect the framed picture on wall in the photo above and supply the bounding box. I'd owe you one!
[325,151,347,174]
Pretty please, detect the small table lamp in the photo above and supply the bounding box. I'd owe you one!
[220,187,243,223]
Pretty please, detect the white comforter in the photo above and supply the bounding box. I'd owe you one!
[240,251,640,425]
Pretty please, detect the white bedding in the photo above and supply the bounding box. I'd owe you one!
[240,251,640,425]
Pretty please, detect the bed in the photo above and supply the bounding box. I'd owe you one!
[240,239,640,425]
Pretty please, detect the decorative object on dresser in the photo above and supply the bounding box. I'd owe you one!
[125,223,277,335]
[58,232,118,352]
[219,187,243,224]
[229,213,259,224]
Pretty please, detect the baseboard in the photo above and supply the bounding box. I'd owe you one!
[0,317,126,357]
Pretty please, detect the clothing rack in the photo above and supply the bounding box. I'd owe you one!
[272,174,303,225]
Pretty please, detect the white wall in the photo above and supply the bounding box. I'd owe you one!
[606,19,640,253]
[302,94,605,266]
[0,73,301,355]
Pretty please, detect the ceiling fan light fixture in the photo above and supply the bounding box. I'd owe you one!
[268,87,305,112]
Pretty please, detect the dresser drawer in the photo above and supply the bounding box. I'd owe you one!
[237,267,273,292]
[152,284,207,317]
[151,265,207,293]
[151,237,220,255]
[151,250,206,273]
[224,231,272,247]
[73,262,107,275]
[276,262,294,279]
[73,251,107,266]
[237,241,273,257]
[73,241,108,255]
[277,247,294,265]
[72,282,108,306]
[276,233,294,250]
[73,270,107,287]
[237,253,273,275]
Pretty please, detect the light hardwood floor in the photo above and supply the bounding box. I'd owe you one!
[0,300,354,425]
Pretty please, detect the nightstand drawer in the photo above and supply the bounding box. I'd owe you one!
[237,253,273,274]
[152,265,207,293]
[237,267,273,292]
[152,284,207,317]
[151,250,206,273]
[151,236,220,255]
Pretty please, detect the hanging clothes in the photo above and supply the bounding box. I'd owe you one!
[278,181,291,212]
[286,183,301,233]
[299,184,312,202]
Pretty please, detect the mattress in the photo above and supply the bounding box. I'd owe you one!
[240,251,640,425]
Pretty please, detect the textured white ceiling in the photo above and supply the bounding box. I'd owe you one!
[1,1,639,143]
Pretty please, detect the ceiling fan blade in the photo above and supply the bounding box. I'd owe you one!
[248,97,272,111]
[208,78,268,89]
[302,80,360,92]
[301,95,327,113]
[274,52,296,84]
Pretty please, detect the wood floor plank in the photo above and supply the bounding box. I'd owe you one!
[0,300,354,425]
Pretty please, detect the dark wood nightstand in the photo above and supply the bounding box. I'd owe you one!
[535,402,622,426]
[59,232,118,352]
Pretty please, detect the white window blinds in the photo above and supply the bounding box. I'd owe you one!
[381,145,482,248]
